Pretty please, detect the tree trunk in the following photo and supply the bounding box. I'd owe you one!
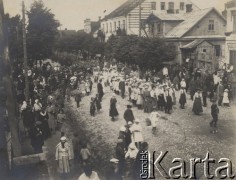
[0,0,22,157]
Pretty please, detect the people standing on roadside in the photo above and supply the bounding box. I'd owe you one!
[105,158,123,180]
[29,121,44,153]
[222,89,230,108]
[55,136,73,180]
[210,100,219,133]
[80,142,91,166]
[192,89,203,115]
[78,165,100,180]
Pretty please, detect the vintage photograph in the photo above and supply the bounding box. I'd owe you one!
[0,0,235,179]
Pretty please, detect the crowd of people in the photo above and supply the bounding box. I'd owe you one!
[8,58,235,179]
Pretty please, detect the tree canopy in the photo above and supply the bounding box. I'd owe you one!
[27,0,60,60]
[105,35,177,70]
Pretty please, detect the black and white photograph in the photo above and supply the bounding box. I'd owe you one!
[0,0,236,179]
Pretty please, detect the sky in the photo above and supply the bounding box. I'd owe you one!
[3,0,228,30]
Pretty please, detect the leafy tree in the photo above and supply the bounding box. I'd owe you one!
[27,0,60,61]
[105,35,177,71]
[4,13,23,62]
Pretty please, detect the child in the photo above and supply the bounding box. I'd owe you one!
[80,142,91,166]
[95,94,102,112]
[90,97,96,116]
[222,89,230,108]
[179,87,186,109]
[210,100,219,133]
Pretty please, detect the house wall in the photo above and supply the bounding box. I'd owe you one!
[225,6,236,67]
[101,0,199,41]
[184,11,226,37]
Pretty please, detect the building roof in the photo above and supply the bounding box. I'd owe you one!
[104,0,145,20]
[151,13,185,21]
[165,7,226,38]
[180,39,205,49]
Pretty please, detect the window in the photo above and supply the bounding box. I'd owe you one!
[151,2,156,10]
[118,21,120,28]
[215,45,221,57]
[110,22,112,33]
[203,49,207,53]
[106,23,108,33]
[180,2,184,10]
[114,22,116,31]
[161,2,165,10]
[102,24,105,31]
[233,14,236,32]
[123,20,126,30]
[168,2,174,10]
[157,23,161,33]
[208,20,214,31]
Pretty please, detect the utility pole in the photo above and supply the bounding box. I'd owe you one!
[139,0,141,37]
[0,0,22,156]
[22,1,29,102]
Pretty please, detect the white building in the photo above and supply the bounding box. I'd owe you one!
[101,0,200,41]
[224,0,236,74]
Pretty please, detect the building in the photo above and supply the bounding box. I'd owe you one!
[224,0,236,75]
[101,0,199,41]
[84,18,101,34]
[146,7,227,72]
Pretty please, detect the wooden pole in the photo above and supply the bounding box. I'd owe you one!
[22,1,29,102]
[0,0,22,157]
[139,0,141,37]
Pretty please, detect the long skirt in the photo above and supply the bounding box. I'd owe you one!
[136,95,144,106]
[179,94,186,105]
[48,113,56,131]
[192,97,203,114]
[58,156,70,174]
[109,105,118,117]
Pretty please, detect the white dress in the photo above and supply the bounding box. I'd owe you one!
[150,111,161,128]
[130,124,143,143]
[222,92,229,104]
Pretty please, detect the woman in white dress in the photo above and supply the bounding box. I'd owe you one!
[130,119,143,149]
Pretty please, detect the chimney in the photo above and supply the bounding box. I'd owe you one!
[186,4,192,13]
[98,16,101,21]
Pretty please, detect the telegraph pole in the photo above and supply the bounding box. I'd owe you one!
[139,0,141,37]
[0,0,22,156]
[22,1,29,102]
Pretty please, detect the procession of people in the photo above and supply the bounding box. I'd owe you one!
[9,57,235,179]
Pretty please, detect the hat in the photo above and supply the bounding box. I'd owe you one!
[60,136,67,142]
[134,119,140,123]
[127,121,133,125]
[224,89,229,92]
[120,126,126,132]
[110,158,119,163]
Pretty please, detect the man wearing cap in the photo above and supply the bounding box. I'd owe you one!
[123,105,135,124]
